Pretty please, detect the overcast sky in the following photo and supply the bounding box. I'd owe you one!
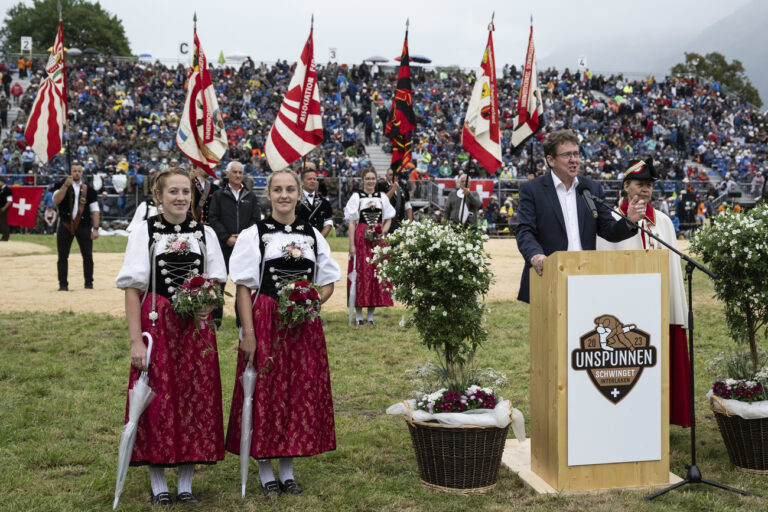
[12,0,754,70]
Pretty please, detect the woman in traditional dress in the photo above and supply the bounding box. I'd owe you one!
[226,170,340,497]
[344,168,395,326]
[116,167,227,506]
[597,159,691,427]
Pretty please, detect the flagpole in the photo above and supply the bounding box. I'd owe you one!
[459,13,494,228]
[58,0,72,173]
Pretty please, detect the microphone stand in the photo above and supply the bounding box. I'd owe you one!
[589,194,758,499]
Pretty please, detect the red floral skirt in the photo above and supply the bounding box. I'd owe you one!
[670,325,692,427]
[125,294,225,466]
[350,223,393,308]
[226,294,336,458]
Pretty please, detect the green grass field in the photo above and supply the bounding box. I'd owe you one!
[1,253,766,510]
[12,233,352,254]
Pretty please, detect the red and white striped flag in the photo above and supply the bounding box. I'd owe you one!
[511,24,546,151]
[265,24,323,171]
[24,20,67,164]
[461,23,501,174]
[176,23,228,177]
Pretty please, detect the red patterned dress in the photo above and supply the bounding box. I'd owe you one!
[225,217,341,458]
[116,215,228,465]
[344,191,395,307]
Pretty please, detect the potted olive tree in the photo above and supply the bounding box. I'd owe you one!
[375,220,523,492]
[691,204,768,471]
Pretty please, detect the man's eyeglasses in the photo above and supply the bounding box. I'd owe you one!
[556,151,580,160]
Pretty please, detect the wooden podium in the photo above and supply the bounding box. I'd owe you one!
[529,250,670,492]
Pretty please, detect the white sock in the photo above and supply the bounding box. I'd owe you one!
[278,457,294,482]
[149,466,168,495]
[355,307,363,322]
[367,307,375,322]
[258,460,276,485]
[177,464,194,495]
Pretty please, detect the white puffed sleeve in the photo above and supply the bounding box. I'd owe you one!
[313,228,341,286]
[229,224,262,289]
[203,225,227,282]
[344,193,360,221]
[116,222,150,290]
[381,192,396,220]
[126,202,147,233]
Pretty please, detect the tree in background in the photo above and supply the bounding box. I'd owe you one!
[671,51,762,108]
[0,0,131,56]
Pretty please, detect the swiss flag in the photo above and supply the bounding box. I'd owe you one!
[436,179,495,208]
[8,186,44,228]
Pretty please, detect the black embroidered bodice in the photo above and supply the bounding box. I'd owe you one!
[358,192,383,226]
[147,214,206,300]
[257,217,318,300]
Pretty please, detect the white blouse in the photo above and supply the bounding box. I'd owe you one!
[343,192,396,222]
[229,224,341,290]
[115,222,227,291]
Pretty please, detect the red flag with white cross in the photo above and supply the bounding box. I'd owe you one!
[7,186,44,228]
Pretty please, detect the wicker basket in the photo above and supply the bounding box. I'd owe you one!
[710,395,768,473]
[404,402,510,493]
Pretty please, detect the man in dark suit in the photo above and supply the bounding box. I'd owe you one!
[209,161,261,327]
[295,163,333,238]
[378,166,413,233]
[52,163,100,291]
[515,130,646,303]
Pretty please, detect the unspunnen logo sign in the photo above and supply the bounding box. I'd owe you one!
[571,314,657,404]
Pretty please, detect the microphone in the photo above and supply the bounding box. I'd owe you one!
[576,182,598,219]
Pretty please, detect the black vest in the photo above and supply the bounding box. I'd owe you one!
[146,214,207,300]
[255,217,318,300]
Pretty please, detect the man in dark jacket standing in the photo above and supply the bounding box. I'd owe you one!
[295,162,333,237]
[52,163,100,290]
[515,129,645,303]
[209,161,261,326]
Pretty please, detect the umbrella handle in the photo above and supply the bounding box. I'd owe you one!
[142,332,154,370]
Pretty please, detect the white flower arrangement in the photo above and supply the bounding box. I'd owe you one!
[691,204,768,373]
[372,219,494,371]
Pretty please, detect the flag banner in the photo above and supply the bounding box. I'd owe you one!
[265,25,323,171]
[385,27,416,177]
[7,186,44,228]
[24,21,67,164]
[511,24,546,151]
[461,27,501,174]
[176,25,228,177]
[436,178,495,208]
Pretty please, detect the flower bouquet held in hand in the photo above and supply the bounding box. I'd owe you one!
[375,220,524,492]
[364,223,384,244]
[276,277,322,329]
[693,204,768,471]
[172,273,228,353]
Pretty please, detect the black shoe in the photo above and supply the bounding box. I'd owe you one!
[176,492,198,505]
[262,480,281,497]
[279,479,303,495]
[367,320,376,327]
[84,283,93,289]
[150,491,173,506]
[58,285,68,291]
[356,320,364,326]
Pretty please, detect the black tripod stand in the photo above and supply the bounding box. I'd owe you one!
[588,195,759,499]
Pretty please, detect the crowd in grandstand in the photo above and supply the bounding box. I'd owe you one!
[1,55,767,233]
